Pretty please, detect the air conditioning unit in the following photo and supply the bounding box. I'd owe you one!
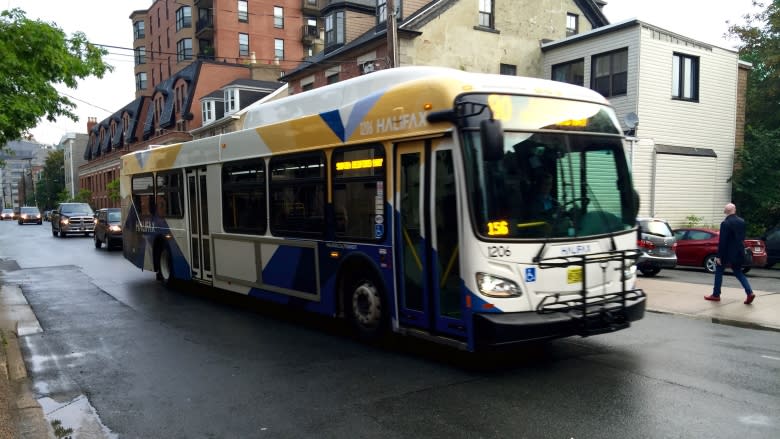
[360,61,375,75]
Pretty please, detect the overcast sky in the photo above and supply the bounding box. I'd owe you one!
[8,0,762,145]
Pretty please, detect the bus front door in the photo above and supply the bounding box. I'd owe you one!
[395,140,466,339]
[186,167,212,283]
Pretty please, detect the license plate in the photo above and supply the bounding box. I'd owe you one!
[754,247,761,253]
[567,266,582,284]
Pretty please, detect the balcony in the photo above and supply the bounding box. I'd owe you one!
[196,12,213,38]
[302,0,320,16]
[302,24,319,43]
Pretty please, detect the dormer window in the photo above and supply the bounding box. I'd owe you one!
[324,11,345,48]
[202,100,216,124]
[224,88,239,114]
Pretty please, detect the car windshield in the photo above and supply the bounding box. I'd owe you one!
[108,211,121,222]
[2,209,12,213]
[21,207,38,214]
[62,204,93,215]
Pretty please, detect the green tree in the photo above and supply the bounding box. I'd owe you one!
[34,149,65,210]
[106,179,120,204]
[73,188,93,207]
[727,1,780,231]
[732,127,780,232]
[0,8,112,151]
[727,0,780,130]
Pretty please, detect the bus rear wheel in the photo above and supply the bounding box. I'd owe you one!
[346,276,386,340]
[156,245,174,286]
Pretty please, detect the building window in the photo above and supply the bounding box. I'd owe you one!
[500,63,516,76]
[224,88,239,114]
[176,6,192,31]
[176,38,193,62]
[239,33,249,57]
[202,101,215,124]
[377,0,387,24]
[274,6,284,28]
[566,13,579,37]
[552,59,584,86]
[327,73,339,84]
[324,12,345,47]
[302,82,314,91]
[136,72,147,90]
[479,0,494,29]
[134,47,146,65]
[673,53,699,101]
[238,0,248,22]
[133,20,145,39]
[591,49,628,97]
[274,39,284,60]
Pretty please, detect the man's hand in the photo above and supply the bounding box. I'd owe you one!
[715,257,721,266]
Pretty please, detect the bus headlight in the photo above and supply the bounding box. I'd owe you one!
[624,265,637,280]
[476,273,522,298]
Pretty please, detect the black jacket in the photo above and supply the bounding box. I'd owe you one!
[718,214,746,266]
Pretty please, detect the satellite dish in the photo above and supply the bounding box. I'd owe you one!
[624,112,639,129]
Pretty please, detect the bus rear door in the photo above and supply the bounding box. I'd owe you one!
[395,139,466,339]
[186,167,213,283]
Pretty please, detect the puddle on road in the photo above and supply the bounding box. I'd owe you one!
[38,394,118,439]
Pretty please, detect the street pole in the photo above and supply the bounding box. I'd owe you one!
[386,0,398,68]
[68,138,75,199]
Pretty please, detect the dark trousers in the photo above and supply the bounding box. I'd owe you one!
[712,263,753,296]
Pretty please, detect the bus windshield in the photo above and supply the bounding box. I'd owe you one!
[458,93,637,240]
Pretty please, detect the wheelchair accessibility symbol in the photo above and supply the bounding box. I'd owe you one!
[525,267,536,283]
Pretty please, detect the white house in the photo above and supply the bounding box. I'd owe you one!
[541,19,749,227]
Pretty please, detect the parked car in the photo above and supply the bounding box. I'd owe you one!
[18,206,42,225]
[1,208,14,220]
[672,227,767,274]
[93,208,123,250]
[51,202,95,237]
[761,225,780,268]
[636,217,677,276]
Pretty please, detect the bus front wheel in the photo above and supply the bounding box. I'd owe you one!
[346,276,386,340]
[156,245,174,286]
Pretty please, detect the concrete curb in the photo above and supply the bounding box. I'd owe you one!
[646,308,780,333]
[0,285,51,439]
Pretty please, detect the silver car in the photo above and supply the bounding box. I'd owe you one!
[636,217,677,276]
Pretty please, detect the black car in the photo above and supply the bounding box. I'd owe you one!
[51,202,95,237]
[94,208,123,249]
[761,225,780,268]
[18,206,43,225]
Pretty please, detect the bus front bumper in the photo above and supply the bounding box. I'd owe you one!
[473,289,646,349]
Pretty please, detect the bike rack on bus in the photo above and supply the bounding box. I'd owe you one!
[535,248,645,336]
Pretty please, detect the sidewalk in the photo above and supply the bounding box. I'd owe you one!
[0,278,777,438]
[637,277,780,332]
[0,284,50,439]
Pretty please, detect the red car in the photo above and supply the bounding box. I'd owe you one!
[673,227,768,274]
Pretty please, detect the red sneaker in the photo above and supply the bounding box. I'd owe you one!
[744,294,756,305]
[704,295,721,302]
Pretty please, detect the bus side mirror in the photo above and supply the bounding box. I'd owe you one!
[480,118,504,162]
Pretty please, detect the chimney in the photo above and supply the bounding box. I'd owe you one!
[87,116,98,133]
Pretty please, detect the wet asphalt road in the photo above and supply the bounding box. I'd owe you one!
[1,221,779,438]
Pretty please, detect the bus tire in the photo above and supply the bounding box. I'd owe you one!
[345,274,387,340]
[156,244,174,286]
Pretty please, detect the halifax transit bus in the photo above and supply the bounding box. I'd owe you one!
[120,66,645,352]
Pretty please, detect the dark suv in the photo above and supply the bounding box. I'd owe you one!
[636,217,677,276]
[762,225,780,268]
[94,208,123,249]
[18,206,42,225]
[51,202,95,237]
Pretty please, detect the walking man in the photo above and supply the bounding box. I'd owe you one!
[704,203,756,304]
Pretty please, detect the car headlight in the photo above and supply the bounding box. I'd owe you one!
[61,218,69,225]
[109,225,122,232]
[21,214,27,219]
[476,272,522,298]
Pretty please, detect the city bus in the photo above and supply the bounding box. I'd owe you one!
[120,66,645,352]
